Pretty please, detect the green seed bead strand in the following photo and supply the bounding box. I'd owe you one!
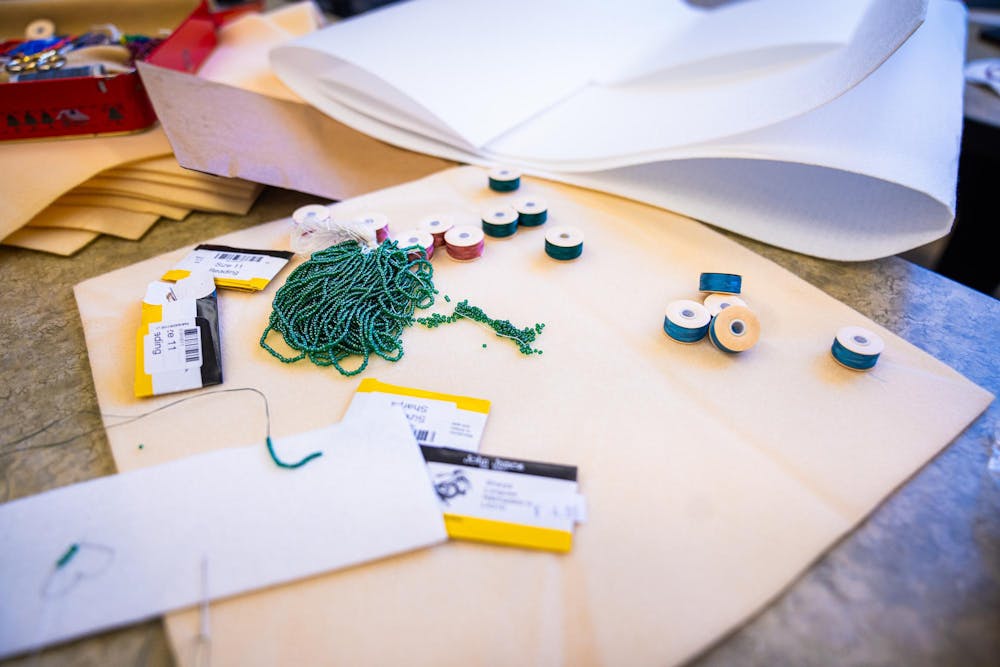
[260,240,435,376]
[416,299,545,355]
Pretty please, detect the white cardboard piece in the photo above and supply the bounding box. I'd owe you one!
[266,0,966,260]
[0,409,447,659]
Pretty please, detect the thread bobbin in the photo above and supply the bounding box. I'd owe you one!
[544,226,584,261]
[708,305,760,353]
[664,300,711,343]
[831,326,884,370]
[292,204,331,227]
[700,272,742,294]
[444,225,485,261]
[396,229,435,261]
[481,206,519,238]
[703,293,747,318]
[488,167,521,192]
[418,215,453,247]
[516,198,548,227]
[359,212,390,243]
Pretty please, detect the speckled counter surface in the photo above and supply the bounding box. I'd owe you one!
[1,187,997,667]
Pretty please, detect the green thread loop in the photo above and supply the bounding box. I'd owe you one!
[261,240,435,376]
[266,435,322,469]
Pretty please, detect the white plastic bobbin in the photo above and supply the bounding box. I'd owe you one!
[292,204,331,227]
[417,215,453,247]
[359,212,390,243]
[26,18,56,40]
[396,229,435,261]
[703,293,748,318]
[444,225,485,261]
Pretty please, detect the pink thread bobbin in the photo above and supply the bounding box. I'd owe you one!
[418,215,453,247]
[360,212,390,243]
[444,225,485,261]
[396,229,435,261]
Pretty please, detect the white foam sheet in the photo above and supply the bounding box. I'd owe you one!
[270,0,925,163]
[0,409,447,659]
[271,0,962,260]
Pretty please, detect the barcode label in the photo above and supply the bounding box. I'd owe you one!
[143,321,202,374]
[412,429,436,444]
[183,328,201,364]
[213,252,264,262]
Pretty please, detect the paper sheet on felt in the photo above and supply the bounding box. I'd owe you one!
[3,227,98,255]
[271,0,958,261]
[27,206,160,240]
[0,410,448,660]
[0,127,172,239]
[73,167,992,667]
[269,0,922,161]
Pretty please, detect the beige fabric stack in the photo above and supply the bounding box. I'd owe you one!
[0,127,262,255]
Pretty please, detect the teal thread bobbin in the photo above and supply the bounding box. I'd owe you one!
[544,225,584,261]
[699,272,742,294]
[482,206,519,238]
[488,167,521,192]
[831,326,884,370]
[516,198,548,227]
[664,300,711,343]
[708,305,760,353]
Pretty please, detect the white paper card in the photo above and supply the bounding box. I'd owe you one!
[142,320,202,373]
[0,410,447,659]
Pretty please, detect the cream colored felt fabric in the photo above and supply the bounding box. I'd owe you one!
[74,167,992,667]
[27,205,160,240]
[56,193,191,220]
[4,227,98,255]
[0,127,172,239]
[75,176,261,214]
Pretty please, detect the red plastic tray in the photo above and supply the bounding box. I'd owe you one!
[0,2,259,142]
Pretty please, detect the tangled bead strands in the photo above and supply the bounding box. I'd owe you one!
[260,240,436,377]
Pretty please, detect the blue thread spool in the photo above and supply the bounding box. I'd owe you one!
[708,305,759,353]
[664,300,711,343]
[699,272,742,294]
[482,206,519,238]
[488,167,521,192]
[516,198,548,227]
[831,326,884,370]
[544,226,584,260]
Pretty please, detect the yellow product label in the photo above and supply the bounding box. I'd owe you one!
[442,514,572,553]
[134,302,163,398]
[161,269,192,283]
[356,378,491,414]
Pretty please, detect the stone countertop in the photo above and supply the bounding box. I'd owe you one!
[0,187,997,667]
